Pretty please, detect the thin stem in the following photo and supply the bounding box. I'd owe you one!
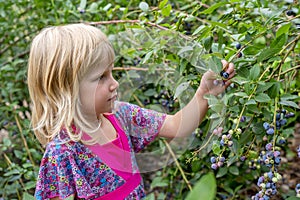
[88,20,191,40]
[14,115,35,167]
[278,65,300,76]
[113,66,175,72]
[163,139,193,191]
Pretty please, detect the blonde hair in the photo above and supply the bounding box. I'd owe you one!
[27,23,115,146]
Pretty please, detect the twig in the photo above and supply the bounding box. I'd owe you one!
[14,115,35,167]
[163,139,193,191]
[88,19,191,40]
[113,66,175,72]
[1,50,30,67]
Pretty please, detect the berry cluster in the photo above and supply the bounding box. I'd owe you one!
[220,132,233,147]
[252,143,283,199]
[210,156,226,170]
[263,122,275,135]
[263,110,294,135]
[248,159,259,170]
[252,171,282,200]
[212,127,223,137]
[275,109,294,129]
[258,143,281,168]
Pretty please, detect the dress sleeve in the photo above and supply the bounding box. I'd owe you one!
[34,142,95,200]
[114,101,167,152]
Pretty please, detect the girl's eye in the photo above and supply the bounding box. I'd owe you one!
[98,75,104,81]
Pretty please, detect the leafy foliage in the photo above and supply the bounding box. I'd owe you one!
[0,0,299,199]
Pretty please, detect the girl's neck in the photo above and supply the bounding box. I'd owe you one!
[86,114,117,145]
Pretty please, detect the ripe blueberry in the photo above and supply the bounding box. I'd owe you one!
[266,127,274,135]
[222,72,229,79]
[237,52,243,58]
[210,157,216,163]
[286,10,296,17]
[263,122,270,130]
[211,163,218,170]
[236,43,241,49]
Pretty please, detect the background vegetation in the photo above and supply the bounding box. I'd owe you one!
[0,0,299,199]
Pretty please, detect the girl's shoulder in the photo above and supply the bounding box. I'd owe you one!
[44,129,83,158]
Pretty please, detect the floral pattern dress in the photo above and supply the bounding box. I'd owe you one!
[34,101,167,200]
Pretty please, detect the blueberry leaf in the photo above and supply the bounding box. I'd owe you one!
[255,93,271,103]
[185,172,216,200]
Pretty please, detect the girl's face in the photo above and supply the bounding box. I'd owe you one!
[79,58,119,120]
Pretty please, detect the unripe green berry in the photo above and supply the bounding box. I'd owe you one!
[276,173,282,180]
[260,183,266,188]
[229,129,234,135]
[272,177,278,183]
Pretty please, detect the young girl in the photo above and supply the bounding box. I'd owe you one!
[27,23,235,200]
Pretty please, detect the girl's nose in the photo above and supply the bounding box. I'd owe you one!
[110,77,119,91]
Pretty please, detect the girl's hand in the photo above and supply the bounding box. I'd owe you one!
[198,60,235,96]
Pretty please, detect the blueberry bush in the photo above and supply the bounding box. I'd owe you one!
[0,0,299,199]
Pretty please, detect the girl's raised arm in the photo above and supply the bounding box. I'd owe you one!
[159,60,235,138]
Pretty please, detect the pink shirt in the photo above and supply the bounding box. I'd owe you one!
[82,114,141,199]
[34,101,167,200]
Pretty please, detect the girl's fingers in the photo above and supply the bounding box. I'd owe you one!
[226,63,235,74]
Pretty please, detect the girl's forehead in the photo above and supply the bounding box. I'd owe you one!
[85,57,114,76]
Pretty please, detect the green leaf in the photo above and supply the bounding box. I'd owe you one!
[252,122,265,135]
[280,94,300,101]
[227,155,238,166]
[161,4,172,17]
[174,82,190,99]
[192,25,208,36]
[249,65,260,80]
[285,197,300,200]
[257,48,281,63]
[212,141,221,154]
[268,82,280,98]
[150,177,168,188]
[200,2,228,14]
[24,181,36,190]
[158,0,168,9]
[245,99,257,105]
[144,193,155,200]
[178,46,193,55]
[246,104,260,113]
[142,51,153,64]
[22,192,35,200]
[279,100,300,109]
[229,166,239,175]
[186,173,216,200]
[14,150,23,159]
[216,167,228,178]
[255,93,271,103]
[270,34,287,49]
[257,82,275,93]
[276,22,291,38]
[78,0,86,10]
[139,2,149,12]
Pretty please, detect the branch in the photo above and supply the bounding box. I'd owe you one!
[113,66,175,72]
[163,139,193,191]
[88,19,191,40]
[1,50,29,67]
